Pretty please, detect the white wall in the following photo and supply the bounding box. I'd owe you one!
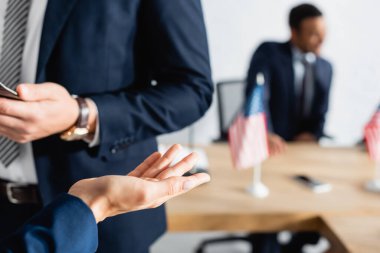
[159,0,380,146]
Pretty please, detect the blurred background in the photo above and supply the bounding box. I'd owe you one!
[159,0,380,146]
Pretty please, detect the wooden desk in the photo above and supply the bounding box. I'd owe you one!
[322,216,380,253]
[166,144,380,252]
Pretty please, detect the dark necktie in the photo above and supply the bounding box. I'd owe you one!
[0,0,31,168]
[298,57,313,119]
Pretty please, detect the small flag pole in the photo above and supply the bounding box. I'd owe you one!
[247,73,269,198]
[365,147,380,192]
[247,163,269,198]
[228,72,270,198]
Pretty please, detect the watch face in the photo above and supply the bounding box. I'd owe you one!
[60,126,89,141]
[73,127,90,136]
[60,97,90,141]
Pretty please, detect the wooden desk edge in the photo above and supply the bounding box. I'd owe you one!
[168,213,320,232]
[319,217,351,253]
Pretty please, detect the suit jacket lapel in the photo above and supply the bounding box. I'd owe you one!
[36,0,79,82]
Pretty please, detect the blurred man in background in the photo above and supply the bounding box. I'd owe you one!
[246,3,333,155]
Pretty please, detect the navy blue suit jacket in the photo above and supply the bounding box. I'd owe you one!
[0,194,98,253]
[246,41,332,141]
[29,1,212,252]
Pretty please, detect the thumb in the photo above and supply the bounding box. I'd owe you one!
[134,173,210,210]
[17,83,63,101]
[159,173,211,198]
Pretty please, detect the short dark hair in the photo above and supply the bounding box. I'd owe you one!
[289,3,323,30]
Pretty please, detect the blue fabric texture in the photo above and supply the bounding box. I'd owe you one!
[0,194,98,253]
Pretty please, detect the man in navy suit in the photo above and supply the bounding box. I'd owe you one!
[0,1,212,253]
[0,145,211,253]
[245,4,333,253]
[247,3,333,155]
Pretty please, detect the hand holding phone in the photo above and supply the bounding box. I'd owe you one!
[0,82,20,100]
[293,174,332,193]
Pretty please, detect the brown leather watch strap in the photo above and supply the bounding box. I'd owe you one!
[74,97,90,128]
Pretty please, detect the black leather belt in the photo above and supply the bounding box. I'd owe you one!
[0,179,40,204]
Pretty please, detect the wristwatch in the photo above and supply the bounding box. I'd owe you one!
[60,96,90,141]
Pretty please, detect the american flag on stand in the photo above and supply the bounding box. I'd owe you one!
[365,105,380,162]
[228,73,269,169]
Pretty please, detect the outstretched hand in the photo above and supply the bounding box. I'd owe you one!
[68,144,210,222]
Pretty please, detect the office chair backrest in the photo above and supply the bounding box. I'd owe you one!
[216,80,246,141]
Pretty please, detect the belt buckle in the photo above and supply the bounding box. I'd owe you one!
[6,182,27,204]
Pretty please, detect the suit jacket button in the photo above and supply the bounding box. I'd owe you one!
[111,148,117,154]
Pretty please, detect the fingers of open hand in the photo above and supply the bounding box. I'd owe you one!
[128,152,162,177]
[141,144,182,178]
[156,152,198,180]
[173,173,211,193]
[134,173,210,210]
[151,173,211,206]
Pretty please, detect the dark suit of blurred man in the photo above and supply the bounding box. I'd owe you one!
[0,1,212,253]
[247,4,333,155]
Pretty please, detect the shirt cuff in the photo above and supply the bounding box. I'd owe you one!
[83,98,100,147]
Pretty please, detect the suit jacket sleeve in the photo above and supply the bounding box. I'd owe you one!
[0,194,98,253]
[89,0,213,155]
[246,43,274,132]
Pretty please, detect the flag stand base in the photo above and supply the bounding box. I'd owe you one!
[365,179,380,193]
[247,182,269,198]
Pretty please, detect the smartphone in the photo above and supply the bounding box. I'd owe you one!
[293,174,332,193]
[0,82,20,100]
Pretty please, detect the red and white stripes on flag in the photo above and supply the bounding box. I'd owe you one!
[365,112,380,162]
[369,112,380,125]
[228,112,269,169]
